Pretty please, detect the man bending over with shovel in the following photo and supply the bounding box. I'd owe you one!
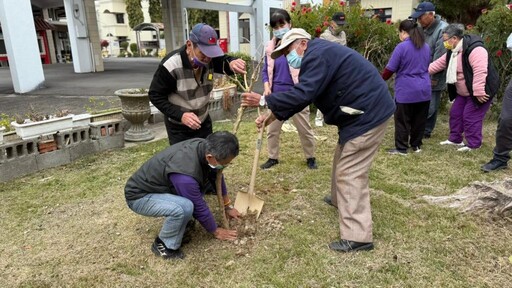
[124,131,241,260]
[242,29,395,252]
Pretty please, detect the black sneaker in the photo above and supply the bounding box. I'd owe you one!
[151,237,185,260]
[306,157,318,169]
[260,158,279,169]
[481,159,508,172]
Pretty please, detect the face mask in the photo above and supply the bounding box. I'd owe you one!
[286,48,302,69]
[273,27,290,39]
[191,48,207,68]
[443,40,453,50]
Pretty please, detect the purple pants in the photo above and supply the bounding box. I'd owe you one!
[448,95,492,148]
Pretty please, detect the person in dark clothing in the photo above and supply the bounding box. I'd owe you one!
[242,29,395,253]
[124,131,241,260]
[148,23,246,145]
[482,78,512,172]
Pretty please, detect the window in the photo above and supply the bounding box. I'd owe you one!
[365,8,392,22]
[239,19,250,43]
[115,13,124,24]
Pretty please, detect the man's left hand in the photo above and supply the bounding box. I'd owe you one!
[229,59,246,74]
[241,92,262,107]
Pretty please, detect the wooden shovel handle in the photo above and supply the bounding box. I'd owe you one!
[248,114,269,195]
[216,169,229,229]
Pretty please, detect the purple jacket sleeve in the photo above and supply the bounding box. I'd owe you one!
[262,55,269,84]
[169,173,217,233]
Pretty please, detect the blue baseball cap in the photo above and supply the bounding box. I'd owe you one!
[410,2,435,19]
[189,23,224,58]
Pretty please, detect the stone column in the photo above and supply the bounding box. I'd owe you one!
[0,0,45,93]
[63,0,95,73]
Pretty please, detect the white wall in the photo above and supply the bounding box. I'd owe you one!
[361,0,419,22]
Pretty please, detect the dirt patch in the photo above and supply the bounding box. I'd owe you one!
[423,178,512,219]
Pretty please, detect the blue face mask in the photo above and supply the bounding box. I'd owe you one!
[273,27,290,39]
[286,48,302,69]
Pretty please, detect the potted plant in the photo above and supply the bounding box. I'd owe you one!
[0,113,18,143]
[114,88,154,142]
[211,75,236,100]
[10,107,73,140]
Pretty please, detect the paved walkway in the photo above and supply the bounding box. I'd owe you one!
[0,57,263,146]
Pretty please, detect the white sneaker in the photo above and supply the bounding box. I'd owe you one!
[457,146,472,152]
[439,140,465,146]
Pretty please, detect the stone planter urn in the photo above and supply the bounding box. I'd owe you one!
[114,88,154,142]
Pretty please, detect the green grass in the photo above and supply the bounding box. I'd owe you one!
[0,112,511,287]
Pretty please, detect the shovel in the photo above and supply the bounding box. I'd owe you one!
[234,113,269,219]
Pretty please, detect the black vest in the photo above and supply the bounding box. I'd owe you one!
[124,138,210,201]
[446,34,500,105]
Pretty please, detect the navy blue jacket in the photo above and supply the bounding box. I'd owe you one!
[266,39,395,144]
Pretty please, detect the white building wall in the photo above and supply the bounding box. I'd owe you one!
[361,0,419,22]
[96,0,157,56]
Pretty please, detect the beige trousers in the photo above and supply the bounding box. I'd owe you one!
[266,106,316,159]
[330,120,389,243]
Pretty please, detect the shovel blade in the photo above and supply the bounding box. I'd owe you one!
[234,191,264,219]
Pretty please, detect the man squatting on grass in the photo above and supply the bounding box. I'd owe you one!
[242,29,395,252]
[124,131,241,259]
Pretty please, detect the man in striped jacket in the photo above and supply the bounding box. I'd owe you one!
[149,23,246,145]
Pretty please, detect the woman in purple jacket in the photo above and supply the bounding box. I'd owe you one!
[382,20,431,155]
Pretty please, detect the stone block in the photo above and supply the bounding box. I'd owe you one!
[89,119,123,140]
[36,149,71,170]
[97,133,124,151]
[56,127,91,149]
[69,141,100,162]
[0,154,38,182]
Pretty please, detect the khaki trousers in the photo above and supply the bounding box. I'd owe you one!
[330,120,389,243]
[266,106,316,159]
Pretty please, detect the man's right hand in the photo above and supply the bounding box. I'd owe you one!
[181,112,201,130]
[213,228,238,240]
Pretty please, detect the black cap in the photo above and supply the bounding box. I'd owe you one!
[332,12,346,25]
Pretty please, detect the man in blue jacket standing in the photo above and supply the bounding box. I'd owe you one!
[242,29,395,252]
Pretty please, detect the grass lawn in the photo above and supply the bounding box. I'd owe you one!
[0,111,511,287]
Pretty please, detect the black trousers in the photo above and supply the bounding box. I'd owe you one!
[394,101,430,151]
[493,79,512,163]
[164,115,217,194]
[164,115,213,145]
